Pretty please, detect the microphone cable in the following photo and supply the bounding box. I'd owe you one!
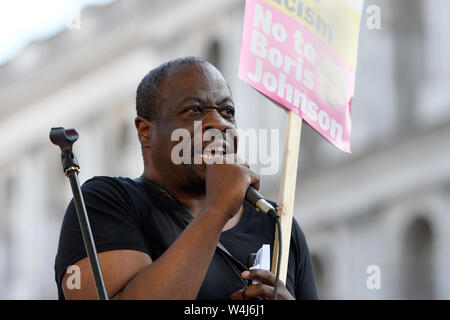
[245,187,283,300]
[269,208,281,300]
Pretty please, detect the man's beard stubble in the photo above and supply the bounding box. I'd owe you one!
[185,163,206,194]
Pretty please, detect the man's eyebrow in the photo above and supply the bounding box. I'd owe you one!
[178,96,204,106]
[177,96,234,108]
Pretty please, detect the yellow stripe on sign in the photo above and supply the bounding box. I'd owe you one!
[263,0,362,68]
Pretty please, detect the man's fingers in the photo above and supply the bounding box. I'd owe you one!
[205,153,260,190]
[230,289,244,300]
[230,285,272,301]
[203,153,247,166]
[241,269,284,287]
[243,167,260,191]
[239,269,295,300]
[242,284,274,300]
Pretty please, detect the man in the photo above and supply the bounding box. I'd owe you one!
[55,56,318,300]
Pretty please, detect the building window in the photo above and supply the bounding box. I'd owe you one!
[401,216,434,299]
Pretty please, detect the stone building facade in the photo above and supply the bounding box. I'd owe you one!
[0,0,448,299]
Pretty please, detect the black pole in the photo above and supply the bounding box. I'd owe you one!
[50,127,108,300]
[67,169,108,300]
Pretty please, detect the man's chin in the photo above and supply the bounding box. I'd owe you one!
[190,156,209,171]
[185,163,207,191]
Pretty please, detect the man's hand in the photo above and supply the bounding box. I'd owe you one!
[202,153,259,222]
[230,269,295,300]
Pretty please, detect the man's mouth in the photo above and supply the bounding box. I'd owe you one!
[192,140,233,162]
[202,145,225,160]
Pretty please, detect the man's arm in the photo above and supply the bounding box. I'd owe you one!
[62,249,151,300]
[62,155,259,300]
[62,206,227,299]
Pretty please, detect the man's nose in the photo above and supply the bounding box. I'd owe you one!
[202,108,233,133]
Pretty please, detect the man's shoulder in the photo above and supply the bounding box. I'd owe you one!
[82,175,133,187]
[78,176,148,207]
[79,176,166,212]
[259,200,307,244]
[81,176,141,194]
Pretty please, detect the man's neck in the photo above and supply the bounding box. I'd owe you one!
[142,170,244,231]
[173,190,206,217]
[141,171,206,217]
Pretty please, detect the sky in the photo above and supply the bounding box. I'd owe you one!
[345,0,364,13]
[0,0,365,66]
[0,0,115,65]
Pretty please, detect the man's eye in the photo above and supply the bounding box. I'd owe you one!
[221,106,235,116]
[187,106,202,113]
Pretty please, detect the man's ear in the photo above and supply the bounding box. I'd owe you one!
[135,116,152,148]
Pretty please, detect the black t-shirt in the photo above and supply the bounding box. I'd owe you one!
[54,176,319,300]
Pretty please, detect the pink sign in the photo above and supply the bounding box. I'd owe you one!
[239,0,362,153]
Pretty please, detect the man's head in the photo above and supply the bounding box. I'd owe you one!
[135,57,237,193]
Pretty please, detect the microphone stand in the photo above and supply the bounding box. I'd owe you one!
[50,127,108,300]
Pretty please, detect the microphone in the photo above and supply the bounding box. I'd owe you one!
[246,186,282,300]
[245,187,279,219]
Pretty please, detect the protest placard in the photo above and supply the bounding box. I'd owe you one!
[239,0,363,153]
[239,0,363,283]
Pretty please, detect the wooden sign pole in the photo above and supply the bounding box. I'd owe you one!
[271,109,303,283]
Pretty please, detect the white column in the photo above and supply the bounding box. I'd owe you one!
[8,155,40,298]
[432,196,450,299]
[424,0,450,81]
[417,0,450,124]
[0,173,8,298]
